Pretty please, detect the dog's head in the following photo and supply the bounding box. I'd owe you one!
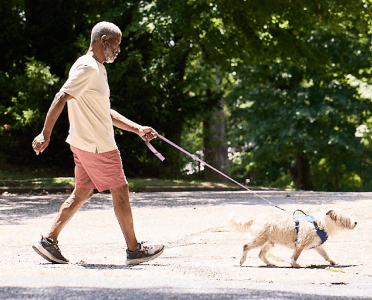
[326,209,357,230]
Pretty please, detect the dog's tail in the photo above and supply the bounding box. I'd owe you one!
[229,213,254,232]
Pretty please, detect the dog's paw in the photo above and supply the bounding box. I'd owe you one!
[266,263,276,267]
[329,260,337,265]
[291,262,301,268]
[240,258,246,266]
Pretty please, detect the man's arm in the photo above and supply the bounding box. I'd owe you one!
[111,109,157,141]
[32,91,73,155]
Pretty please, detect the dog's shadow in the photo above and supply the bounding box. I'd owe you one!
[304,264,358,269]
[240,264,358,269]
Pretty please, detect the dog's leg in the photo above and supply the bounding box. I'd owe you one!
[259,242,275,267]
[314,245,336,265]
[291,247,304,268]
[240,236,267,266]
[240,243,250,266]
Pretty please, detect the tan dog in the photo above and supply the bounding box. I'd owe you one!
[230,209,357,267]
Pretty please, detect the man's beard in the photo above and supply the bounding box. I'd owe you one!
[104,47,116,64]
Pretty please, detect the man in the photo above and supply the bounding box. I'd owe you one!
[31,21,164,265]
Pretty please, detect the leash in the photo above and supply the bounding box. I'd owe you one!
[142,134,287,212]
[143,134,329,248]
[141,135,165,161]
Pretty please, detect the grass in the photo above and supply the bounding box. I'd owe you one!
[0,177,75,188]
[129,178,237,191]
[0,173,239,192]
[0,162,240,192]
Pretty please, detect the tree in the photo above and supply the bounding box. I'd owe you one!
[1,0,371,186]
[227,24,372,190]
[0,0,101,171]
[101,0,238,177]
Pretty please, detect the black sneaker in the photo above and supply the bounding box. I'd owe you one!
[126,242,164,265]
[32,236,69,264]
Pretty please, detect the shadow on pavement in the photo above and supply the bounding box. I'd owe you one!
[77,263,132,270]
[0,194,113,225]
[242,264,359,269]
[0,286,366,300]
[0,190,362,225]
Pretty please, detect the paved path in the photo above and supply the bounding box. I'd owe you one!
[1,190,372,299]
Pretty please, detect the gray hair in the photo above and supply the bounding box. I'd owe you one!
[90,21,122,43]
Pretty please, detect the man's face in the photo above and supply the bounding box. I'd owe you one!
[104,34,121,64]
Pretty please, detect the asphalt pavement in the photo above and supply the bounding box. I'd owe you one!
[1,190,372,299]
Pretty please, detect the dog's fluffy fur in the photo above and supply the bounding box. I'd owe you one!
[230,209,357,267]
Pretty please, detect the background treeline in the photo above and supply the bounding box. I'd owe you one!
[1,0,372,191]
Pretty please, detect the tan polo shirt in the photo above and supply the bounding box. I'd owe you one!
[60,54,117,153]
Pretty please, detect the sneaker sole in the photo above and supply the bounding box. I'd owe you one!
[126,247,164,265]
[32,243,69,264]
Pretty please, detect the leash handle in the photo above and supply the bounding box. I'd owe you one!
[141,135,165,161]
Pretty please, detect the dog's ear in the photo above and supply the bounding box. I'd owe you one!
[326,209,336,220]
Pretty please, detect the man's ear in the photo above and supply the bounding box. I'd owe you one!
[101,35,108,44]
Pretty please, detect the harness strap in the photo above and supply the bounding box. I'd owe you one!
[294,219,300,244]
[312,221,328,246]
[293,210,328,248]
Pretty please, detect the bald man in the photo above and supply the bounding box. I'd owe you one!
[32,21,164,265]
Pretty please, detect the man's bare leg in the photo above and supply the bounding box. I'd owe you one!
[111,184,164,265]
[33,188,93,263]
[46,188,94,241]
[110,184,138,251]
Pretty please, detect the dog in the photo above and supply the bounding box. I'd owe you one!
[230,208,357,267]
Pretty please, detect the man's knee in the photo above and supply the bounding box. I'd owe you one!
[110,183,129,195]
[64,188,93,208]
[111,184,130,204]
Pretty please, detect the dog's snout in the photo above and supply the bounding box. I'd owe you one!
[355,222,357,226]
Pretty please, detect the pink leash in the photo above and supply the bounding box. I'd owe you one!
[142,134,286,211]
[141,135,165,161]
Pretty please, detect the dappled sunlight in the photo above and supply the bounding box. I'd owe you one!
[1,191,370,225]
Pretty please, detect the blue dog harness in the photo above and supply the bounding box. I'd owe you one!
[293,209,328,248]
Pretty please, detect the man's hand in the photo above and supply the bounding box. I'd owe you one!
[139,126,158,141]
[31,91,71,155]
[32,133,50,155]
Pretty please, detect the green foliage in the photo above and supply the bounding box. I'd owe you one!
[1,0,372,187]
[227,26,372,191]
[0,58,72,168]
[5,58,59,130]
[100,0,236,177]
[0,0,27,72]
[180,121,204,178]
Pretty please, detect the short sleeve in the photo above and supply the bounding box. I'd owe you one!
[60,64,95,100]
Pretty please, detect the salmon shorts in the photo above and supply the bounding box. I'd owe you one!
[71,146,128,192]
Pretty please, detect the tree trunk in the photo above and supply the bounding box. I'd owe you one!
[290,152,312,190]
[203,98,229,181]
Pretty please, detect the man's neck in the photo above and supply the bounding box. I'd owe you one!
[87,48,105,64]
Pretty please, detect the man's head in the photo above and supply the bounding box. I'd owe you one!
[90,21,122,63]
